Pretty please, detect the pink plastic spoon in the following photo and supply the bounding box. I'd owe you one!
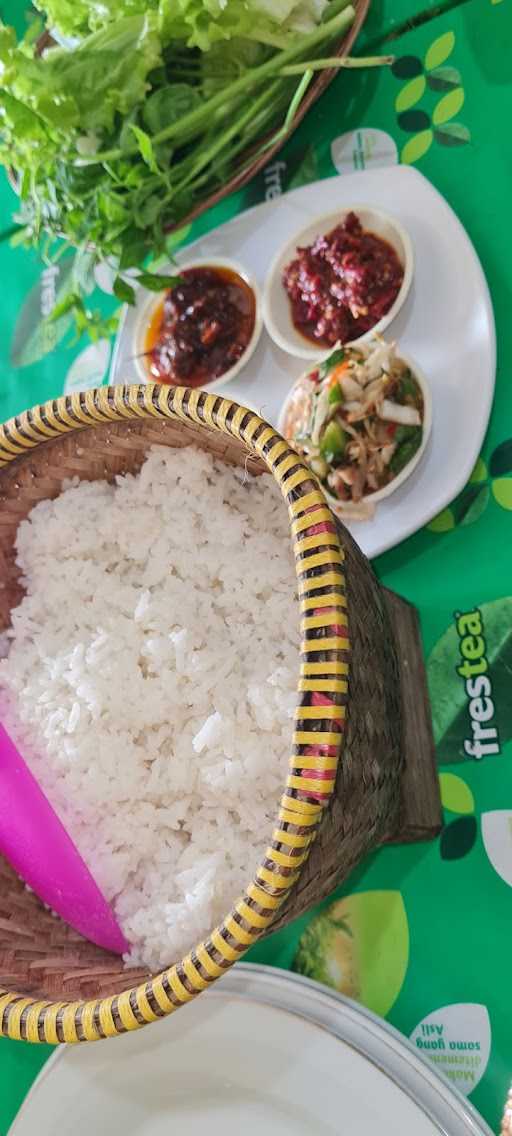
[0,722,128,954]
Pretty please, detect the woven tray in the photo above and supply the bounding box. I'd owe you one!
[0,384,440,1043]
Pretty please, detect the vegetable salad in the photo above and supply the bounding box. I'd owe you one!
[283,338,425,520]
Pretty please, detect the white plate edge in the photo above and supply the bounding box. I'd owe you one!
[225,965,496,1136]
[8,962,495,1136]
[109,166,497,559]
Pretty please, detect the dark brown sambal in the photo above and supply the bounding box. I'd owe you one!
[282,212,404,348]
[145,265,256,386]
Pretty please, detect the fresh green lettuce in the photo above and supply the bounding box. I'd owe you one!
[0,1,355,338]
[36,0,331,47]
[1,16,162,133]
[34,0,154,38]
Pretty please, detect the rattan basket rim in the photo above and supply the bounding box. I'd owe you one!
[0,383,349,1043]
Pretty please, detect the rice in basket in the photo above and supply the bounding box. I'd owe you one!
[0,444,300,970]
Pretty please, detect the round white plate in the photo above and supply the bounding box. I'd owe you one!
[111,166,496,559]
[9,965,493,1136]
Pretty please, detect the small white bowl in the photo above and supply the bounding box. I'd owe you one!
[132,256,262,389]
[263,207,414,361]
[278,351,432,516]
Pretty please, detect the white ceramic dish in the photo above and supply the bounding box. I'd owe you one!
[278,350,432,517]
[262,206,414,360]
[131,256,262,390]
[111,165,496,559]
[9,964,493,1136]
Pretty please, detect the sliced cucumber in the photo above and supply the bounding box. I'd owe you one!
[320,419,346,462]
[328,382,344,406]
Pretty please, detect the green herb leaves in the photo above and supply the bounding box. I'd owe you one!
[1,2,355,340]
[114,270,181,308]
[113,276,136,305]
[142,85,202,135]
[136,271,181,291]
[129,125,159,174]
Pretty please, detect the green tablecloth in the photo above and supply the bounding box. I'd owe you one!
[1,1,512,1131]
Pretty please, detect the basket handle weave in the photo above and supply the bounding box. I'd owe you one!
[0,382,349,1043]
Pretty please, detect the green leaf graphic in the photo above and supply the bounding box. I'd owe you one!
[425,31,455,72]
[460,484,490,526]
[410,1003,491,1092]
[434,123,471,146]
[450,483,489,526]
[64,339,111,394]
[492,478,512,510]
[392,56,423,79]
[398,110,431,133]
[287,145,318,191]
[490,440,512,478]
[395,75,426,113]
[401,130,433,165]
[294,892,409,1018]
[470,457,488,483]
[10,258,76,368]
[428,597,512,763]
[433,88,465,126]
[482,811,512,889]
[427,66,462,91]
[439,772,475,815]
[428,507,455,533]
[441,816,477,860]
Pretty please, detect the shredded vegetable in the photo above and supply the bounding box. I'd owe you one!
[283,337,424,520]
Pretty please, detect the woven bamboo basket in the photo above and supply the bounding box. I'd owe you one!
[0,384,440,1044]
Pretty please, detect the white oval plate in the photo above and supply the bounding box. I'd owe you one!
[111,166,496,559]
[9,964,493,1136]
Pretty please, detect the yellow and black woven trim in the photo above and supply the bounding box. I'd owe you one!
[0,383,350,1043]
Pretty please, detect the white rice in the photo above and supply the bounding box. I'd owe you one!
[0,446,299,970]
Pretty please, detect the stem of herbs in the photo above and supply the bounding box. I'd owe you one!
[165,81,283,200]
[152,9,352,146]
[241,74,313,169]
[322,0,354,19]
[166,84,292,205]
[111,69,306,223]
[281,54,394,75]
[261,67,314,149]
[77,6,355,165]
[155,80,285,185]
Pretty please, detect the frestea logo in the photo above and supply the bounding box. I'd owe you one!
[263,161,285,200]
[455,608,500,760]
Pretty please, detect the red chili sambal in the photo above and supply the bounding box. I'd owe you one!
[282,212,404,348]
[145,265,256,386]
